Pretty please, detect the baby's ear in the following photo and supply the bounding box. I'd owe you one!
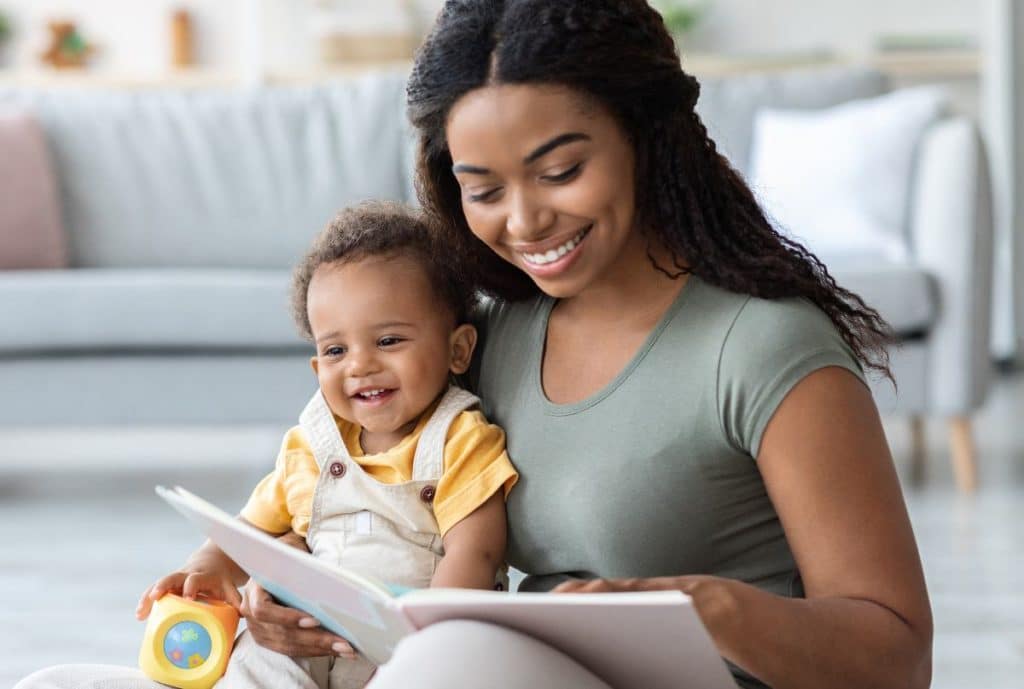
[310,356,320,377]
[449,324,478,375]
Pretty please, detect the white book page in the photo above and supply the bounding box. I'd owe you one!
[156,486,414,664]
[398,590,736,689]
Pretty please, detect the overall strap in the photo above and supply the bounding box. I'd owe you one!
[411,386,480,482]
[298,390,350,470]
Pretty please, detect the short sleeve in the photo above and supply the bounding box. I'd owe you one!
[717,297,867,458]
[433,410,519,536]
[239,426,318,536]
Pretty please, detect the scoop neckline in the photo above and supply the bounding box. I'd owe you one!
[534,276,698,416]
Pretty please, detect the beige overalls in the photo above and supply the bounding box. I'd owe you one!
[218,385,501,689]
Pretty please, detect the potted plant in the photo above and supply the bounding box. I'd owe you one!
[0,11,11,64]
[654,0,709,46]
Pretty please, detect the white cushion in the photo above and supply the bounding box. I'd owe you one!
[748,87,947,263]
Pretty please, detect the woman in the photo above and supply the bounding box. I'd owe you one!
[379,1,929,687]
[18,1,931,688]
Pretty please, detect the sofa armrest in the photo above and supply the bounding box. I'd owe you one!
[909,117,995,415]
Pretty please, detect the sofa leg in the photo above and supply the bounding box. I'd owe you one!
[909,416,927,484]
[948,416,978,493]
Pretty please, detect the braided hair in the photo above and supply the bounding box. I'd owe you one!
[407,0,894,380]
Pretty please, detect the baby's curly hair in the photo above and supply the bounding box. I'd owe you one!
[291,201,477,341]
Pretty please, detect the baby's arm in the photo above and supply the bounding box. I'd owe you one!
[135,518,291,620]
[431,492,507,589]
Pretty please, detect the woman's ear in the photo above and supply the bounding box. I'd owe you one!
[449,324,478,375]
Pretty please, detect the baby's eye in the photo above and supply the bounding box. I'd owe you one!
[323,345,346,357]
[378,336,404,348]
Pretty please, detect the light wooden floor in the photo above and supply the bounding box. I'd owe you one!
[3,372,1023,688]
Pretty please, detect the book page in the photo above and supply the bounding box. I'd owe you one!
[399,590,736,689]
[156,486,414,664]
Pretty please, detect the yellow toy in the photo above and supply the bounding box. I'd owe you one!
[139,594,240,689]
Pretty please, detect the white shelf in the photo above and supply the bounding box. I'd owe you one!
[0,50,979,91]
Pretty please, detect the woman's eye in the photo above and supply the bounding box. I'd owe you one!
[466,187,500,203]
[542,163,582,183]
[378,336,404,347]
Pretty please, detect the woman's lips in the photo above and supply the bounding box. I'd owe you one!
[517,225,592,278]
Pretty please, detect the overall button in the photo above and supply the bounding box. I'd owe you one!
[419,485,436,503]
[329,462,346,478]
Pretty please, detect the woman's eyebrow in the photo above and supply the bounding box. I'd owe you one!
[451,132,591,175]
[523,132,590,164]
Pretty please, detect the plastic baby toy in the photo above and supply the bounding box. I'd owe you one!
[139,594,239,689]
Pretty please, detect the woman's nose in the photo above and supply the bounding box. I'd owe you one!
[505,189,555,239]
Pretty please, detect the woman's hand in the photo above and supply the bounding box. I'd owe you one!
[552,575,744,642]
[239,579,357,659]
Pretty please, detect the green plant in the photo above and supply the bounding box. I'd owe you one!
[0,11,11,45]
[654,0,708,36]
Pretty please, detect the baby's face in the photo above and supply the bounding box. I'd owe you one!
[307,255,473,446]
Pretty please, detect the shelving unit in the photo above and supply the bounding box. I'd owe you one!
[0,50,980,90]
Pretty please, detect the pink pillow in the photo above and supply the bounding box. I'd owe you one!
[0,109,68,269]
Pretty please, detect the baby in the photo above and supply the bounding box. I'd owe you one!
[136,202,518,689]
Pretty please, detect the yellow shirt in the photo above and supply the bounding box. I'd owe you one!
[240,405,518,537]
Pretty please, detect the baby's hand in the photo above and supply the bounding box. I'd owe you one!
[135,568,243,621]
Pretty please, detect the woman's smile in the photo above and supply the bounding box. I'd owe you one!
[514,224,593,276]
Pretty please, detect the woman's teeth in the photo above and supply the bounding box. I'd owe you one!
[522,227,590,266]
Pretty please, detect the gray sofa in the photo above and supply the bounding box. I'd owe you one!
[0,67,993,490]
[0,69,415,426]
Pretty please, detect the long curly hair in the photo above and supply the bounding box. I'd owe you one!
[406,0,894,380]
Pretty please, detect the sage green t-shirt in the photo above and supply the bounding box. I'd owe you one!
[473,276,864,689]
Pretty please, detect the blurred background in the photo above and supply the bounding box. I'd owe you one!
[0,1,1021,687]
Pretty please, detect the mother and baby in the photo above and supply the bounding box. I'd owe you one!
[18,2,932,688]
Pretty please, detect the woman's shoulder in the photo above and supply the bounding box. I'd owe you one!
[706,284,866,456]
[721,290,856,363]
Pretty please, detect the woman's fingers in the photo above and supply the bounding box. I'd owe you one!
[240,580,352,658]
[247,620,356,659]
[552,576,688,594]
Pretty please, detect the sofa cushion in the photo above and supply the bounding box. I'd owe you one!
[829,261,936,336]
[0,269,309,352]
[0,69,414,270]
[696,66,887,176]
[0,109,67,269]
[749,87,947,263]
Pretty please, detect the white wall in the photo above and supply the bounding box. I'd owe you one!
[0,1,980,75]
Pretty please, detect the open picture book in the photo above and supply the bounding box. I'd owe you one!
[156,485,736,689]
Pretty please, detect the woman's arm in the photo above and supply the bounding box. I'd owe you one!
[557,367,932,689]
[431,491,507,589]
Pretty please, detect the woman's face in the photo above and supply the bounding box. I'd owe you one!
[445,84,639,299]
